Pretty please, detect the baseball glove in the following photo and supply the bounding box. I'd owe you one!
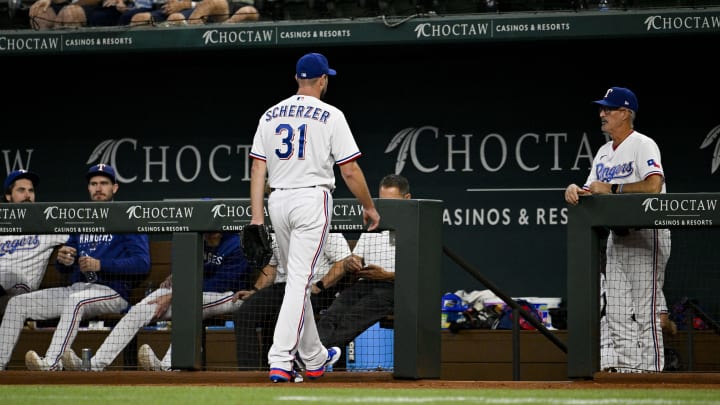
[242,224,273,271]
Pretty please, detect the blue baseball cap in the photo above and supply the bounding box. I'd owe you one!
[593,87,638,112]
[4,169,40,193]
[86,163,117,183]
[296,53,336,79]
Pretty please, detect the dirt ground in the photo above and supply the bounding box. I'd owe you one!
[1,371,719,389]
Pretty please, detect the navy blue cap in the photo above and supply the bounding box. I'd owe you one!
[86,164,117,183]
[296,53,336,79]
[4,169,40,193]
[593,87,638,112]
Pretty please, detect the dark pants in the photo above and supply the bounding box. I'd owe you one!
[234,283,285,370]
[317,280,394,349]
[234,282,342,370]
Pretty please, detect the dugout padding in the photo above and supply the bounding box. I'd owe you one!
[165,198,444,378]
[1,198,443,377]
[566,193,720,379]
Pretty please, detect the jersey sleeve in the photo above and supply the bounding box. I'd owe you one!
[324,233,352,262]
[99,234,151,276]
[636,138,664,181]
[330,110,361,165]
[351,233,367,257]
[249,119,267,161]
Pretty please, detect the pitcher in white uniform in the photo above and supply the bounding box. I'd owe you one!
[249,52,380,382]
[564,87,671,373]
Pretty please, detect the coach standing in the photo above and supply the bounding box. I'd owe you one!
[564,87,671,373]
[248,52,380,382]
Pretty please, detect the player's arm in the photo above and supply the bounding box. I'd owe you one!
[249,158,267,225]
[96,234,151,275]
[356,264,394,281]
[339,161,380,231]
[615,174,664,194]
[312,257,349,294]
[233,263,277,302]
[588,174,663,195]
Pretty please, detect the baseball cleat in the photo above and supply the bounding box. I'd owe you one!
[25,350,51,371]
[269,368,294,383]
[305,346,341,380]
[61,349,83,371]
[138,344,162,371]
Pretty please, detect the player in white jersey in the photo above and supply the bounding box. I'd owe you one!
[565,87,670,373]
[249,52,380,382]
[234,231,352,370]
[1,170,69,317]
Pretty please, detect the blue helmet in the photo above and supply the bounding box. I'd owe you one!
[441,292,469,312]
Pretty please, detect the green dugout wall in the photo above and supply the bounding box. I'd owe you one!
[170,198,444,378]
[0,198,444,379]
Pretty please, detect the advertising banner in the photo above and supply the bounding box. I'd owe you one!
[3,34,719,300]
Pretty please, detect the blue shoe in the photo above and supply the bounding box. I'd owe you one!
[305,347,341,380]
[269,368,294,383]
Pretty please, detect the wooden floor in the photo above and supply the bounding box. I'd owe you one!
[1,370,719,387]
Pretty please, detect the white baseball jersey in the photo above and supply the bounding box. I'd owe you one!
[584,130,670,372]
[254,92,362,374]
[249,94,361,190]
[582,130,666,191]
[352,231,396,274]
[0,234,69,293]
[270,232,351,284]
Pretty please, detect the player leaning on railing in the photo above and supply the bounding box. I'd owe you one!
[564,87,671,373]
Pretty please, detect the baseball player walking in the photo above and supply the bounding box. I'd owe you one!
[565,87,670,373]
[249,52,380,382]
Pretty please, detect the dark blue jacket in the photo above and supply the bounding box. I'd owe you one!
[203,233,252,292]
[57,233,151,302]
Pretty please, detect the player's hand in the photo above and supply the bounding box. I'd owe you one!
[355,264,387,280]
[342,255,364,274]
[588,181,613,195]
[148,293,172,319]
[564,184,591,205]
[78,256,100,272]
[57,246,77,266]
[363,207,380,232]
[233,289,255,302]
[660,313,678,335]
[311,281,330,295]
